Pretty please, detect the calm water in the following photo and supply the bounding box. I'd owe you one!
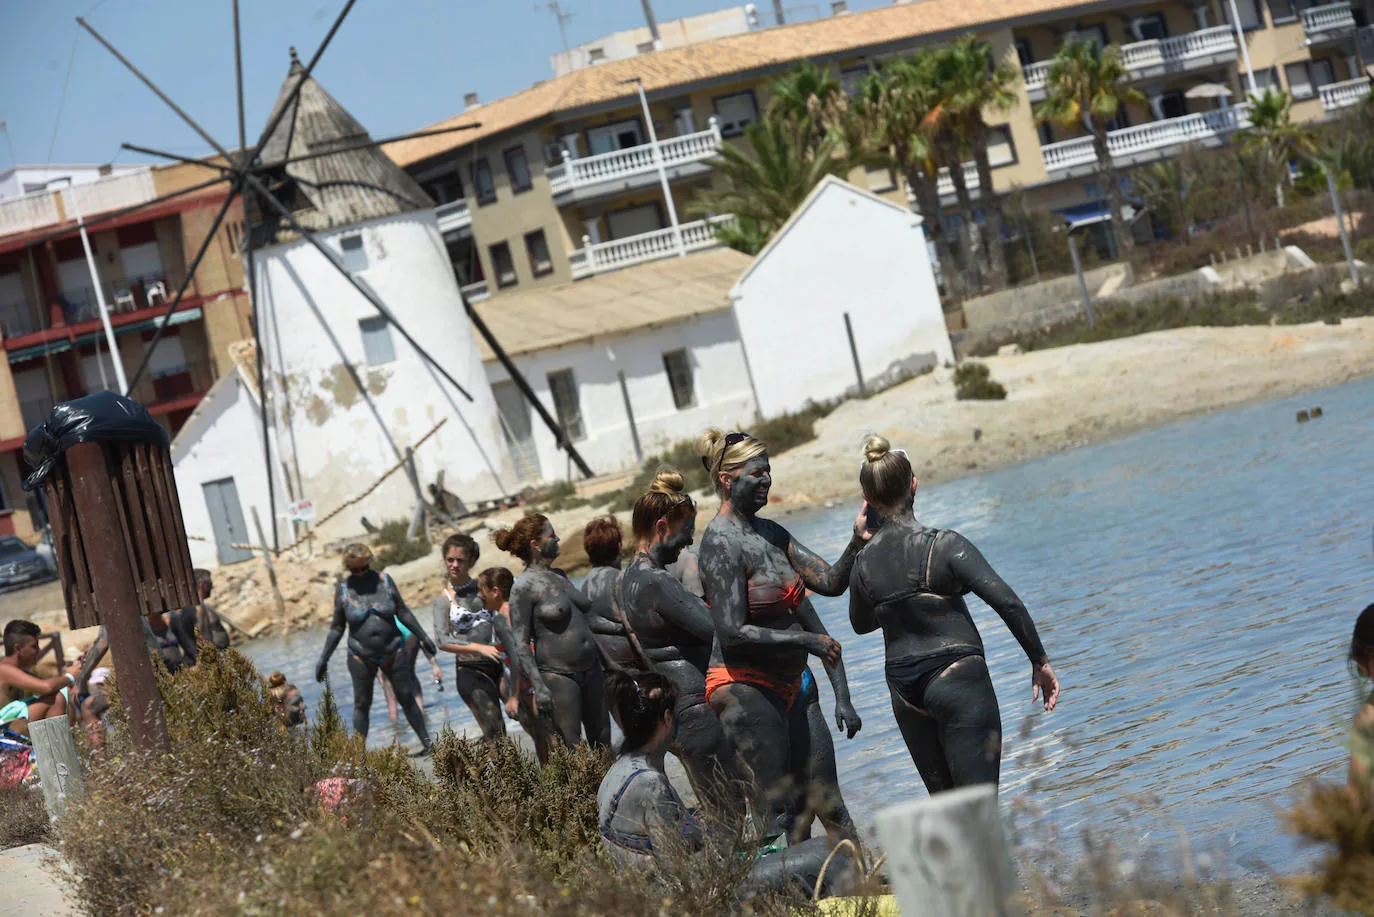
[245,376,1374,870]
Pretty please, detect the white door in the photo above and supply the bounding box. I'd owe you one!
[492,380,541,484]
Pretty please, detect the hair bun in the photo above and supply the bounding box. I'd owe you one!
[648,466,685,496]
[268,671,287,688]
[863,434,891,464]
[491,529,514,552]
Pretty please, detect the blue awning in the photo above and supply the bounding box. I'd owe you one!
[1058,201,1112,228]
[6,307,203,365]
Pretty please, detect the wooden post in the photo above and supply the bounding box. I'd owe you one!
[843,312,867,397]
[875,785,1025,917]
[1068,235,1096,330]
[65,442,169,753]
[30,715,84,818]
[250,506,287,621]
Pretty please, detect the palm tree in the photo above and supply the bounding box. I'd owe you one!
[1134,159,1192,240]
[765,61,848,155]
[1239,88,1315,208]
[1034,38,1145,257]
[845,55,963,297]
[926,35,1019,288]
[693,118,847,252]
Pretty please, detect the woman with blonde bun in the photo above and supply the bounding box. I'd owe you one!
[695,429,868,842]
[849,435,1059,794]
[616,467,749,818]
[495,513,611,759]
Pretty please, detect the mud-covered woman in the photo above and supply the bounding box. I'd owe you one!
[849,436,1059,793]
[580,516,637,672]
[315,543,437,755]
[496,514,611,757]
[695,430,866,842]
[616,468,749,817]
[431,534,521,740]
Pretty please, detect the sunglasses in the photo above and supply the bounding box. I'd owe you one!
[701,432,752,473]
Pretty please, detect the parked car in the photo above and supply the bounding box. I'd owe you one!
[0,536,58,593]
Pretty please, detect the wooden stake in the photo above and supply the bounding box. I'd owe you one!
[30,715,84,818]
[251,506,287,621]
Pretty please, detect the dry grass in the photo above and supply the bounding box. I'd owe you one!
[1287,780,1374,914]
[0,784,49,849]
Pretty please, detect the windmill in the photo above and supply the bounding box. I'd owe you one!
[67,0,593,553]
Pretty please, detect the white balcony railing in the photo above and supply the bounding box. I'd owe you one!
[570,215,736,279]
[1302,1,1355,36]
[435,199,471,235]
[936,161,982,198]
[58,170,156,221]
[1320,76,1372,111]
[460,279,490,303]
[1023,26,1237,94]
[548,120,723,196]
[1041,103,1251,172]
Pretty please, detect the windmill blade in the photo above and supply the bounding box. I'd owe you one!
[121,143,233,174]
[242,171,475,403]
[124,176,246,393]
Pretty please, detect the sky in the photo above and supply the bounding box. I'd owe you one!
[0,0,889,170]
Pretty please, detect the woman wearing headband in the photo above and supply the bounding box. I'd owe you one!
[616,468,749,818]
[495,513,611,758]
[695,429,866,842]
[315,543,438,755]
[849,436,1059,793]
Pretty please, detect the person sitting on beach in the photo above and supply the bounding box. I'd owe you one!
[598,670,849,900]
[80,666,112,749]
[267,671,306,728]
[1348,603,1374,797]
[0,620,81,736]
[848,436,1059,795]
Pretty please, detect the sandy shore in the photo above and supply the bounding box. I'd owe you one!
[8,317,1374,647]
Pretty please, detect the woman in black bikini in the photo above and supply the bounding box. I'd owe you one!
[695,429,865,842]
[315,543,438,755]
[849,436,1060,793]
[496,514,611,758]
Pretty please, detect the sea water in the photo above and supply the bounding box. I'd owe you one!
[245,375,1374,870]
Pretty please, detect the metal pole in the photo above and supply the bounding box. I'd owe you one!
[633,79,685,256]
[843,313,867,396]
[1227,0,1259,97]
[1327,165,1360,288]
[617,369,644,465]
[64,442,169,753]
[640,0,662,47]
[1068,235,1096,329]
[250,505,286,620]
[70,195,128,393]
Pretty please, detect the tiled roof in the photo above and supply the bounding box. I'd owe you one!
[386,0,1088,167]
[471,247,752,362]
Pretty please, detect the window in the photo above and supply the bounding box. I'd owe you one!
[340,233,367,272]
[1225,0,1262,29]
[1014,38,1034,67]
[662,349,696,410]
[489,241,518,287]
[421,171,464,204]
[1312,58,1337,88]
[524,229,553,277]
[546,369,584,441]
[1269,0,1297,22]
[1157,91,1188,120]
[1286,61,1315,98]
[713,91,759,136]
[985,126,1017,167]
[636,40,656,54]
[1037,121,1055,146]
[504,146,533,193]
[606,203,664,240]
[1254,66,1280,91]
[588,47,606,63]
[865,164,897,192]
[586,119,645,155]
[840,65,871,97]
[359,316,395,366]
[1131,13,1169,40]
[1065,24,1108,47]
[471,157,496,204]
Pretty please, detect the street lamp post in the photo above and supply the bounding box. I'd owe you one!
[624,77,686,257]
[1228,0,1260,97]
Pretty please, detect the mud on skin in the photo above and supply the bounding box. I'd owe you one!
[581,564,637,672]
[698,453,865,840]
[433,581,521,741]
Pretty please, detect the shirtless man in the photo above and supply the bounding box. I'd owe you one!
[172,569,232,665]
[695,429,866,842]
[1,620,81,735]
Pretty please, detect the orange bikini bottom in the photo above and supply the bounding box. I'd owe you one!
[705,665,803,711]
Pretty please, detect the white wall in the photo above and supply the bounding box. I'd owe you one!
[0,165,144,200]
[486,310,756,480]
[254,211,511,544]
[171,372,274,569]
[730,179,953,419]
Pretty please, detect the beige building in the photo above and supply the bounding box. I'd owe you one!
[386,0,1372,299]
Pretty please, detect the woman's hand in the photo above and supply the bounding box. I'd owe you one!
[1031,661,1059,712]
[806,634,843,668]
[834,699,862,739]
[852,502,877,543]
[429,661,443,683]
[505,696,520,719]
[533,686,553,716]
[315,661,328,683]
[473,644,502,662]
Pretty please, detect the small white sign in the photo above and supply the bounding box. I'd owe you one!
[287,499,316,523]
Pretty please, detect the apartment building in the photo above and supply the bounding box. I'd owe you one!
[0,162,251,539]
[386,0,1373,299]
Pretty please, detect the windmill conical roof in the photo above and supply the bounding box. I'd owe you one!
[250,49,432,247]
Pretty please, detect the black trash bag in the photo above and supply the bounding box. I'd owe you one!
[22,391,169,492]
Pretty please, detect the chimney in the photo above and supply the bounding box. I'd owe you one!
[463,91,481,110]
[831,1,850,13]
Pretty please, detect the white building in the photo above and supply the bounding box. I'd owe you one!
[549,6,755,76]
[0,164,146,201]
[729,175,954,418]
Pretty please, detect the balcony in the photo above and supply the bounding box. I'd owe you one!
[0,300,39,339]
[569,215,736,279]
[547,120,723,204]
[1303,1,1355,40]
[127,359,215,416]
[1023,27,1237,100]
[460,279,490,304]
[1320,76,1372,111]
[1041,104,1251,175]
[0,169,156,237]
[435,199,471,238]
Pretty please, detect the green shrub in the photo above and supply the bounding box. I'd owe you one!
[954,362,1007,400]
[371,516,432,569]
